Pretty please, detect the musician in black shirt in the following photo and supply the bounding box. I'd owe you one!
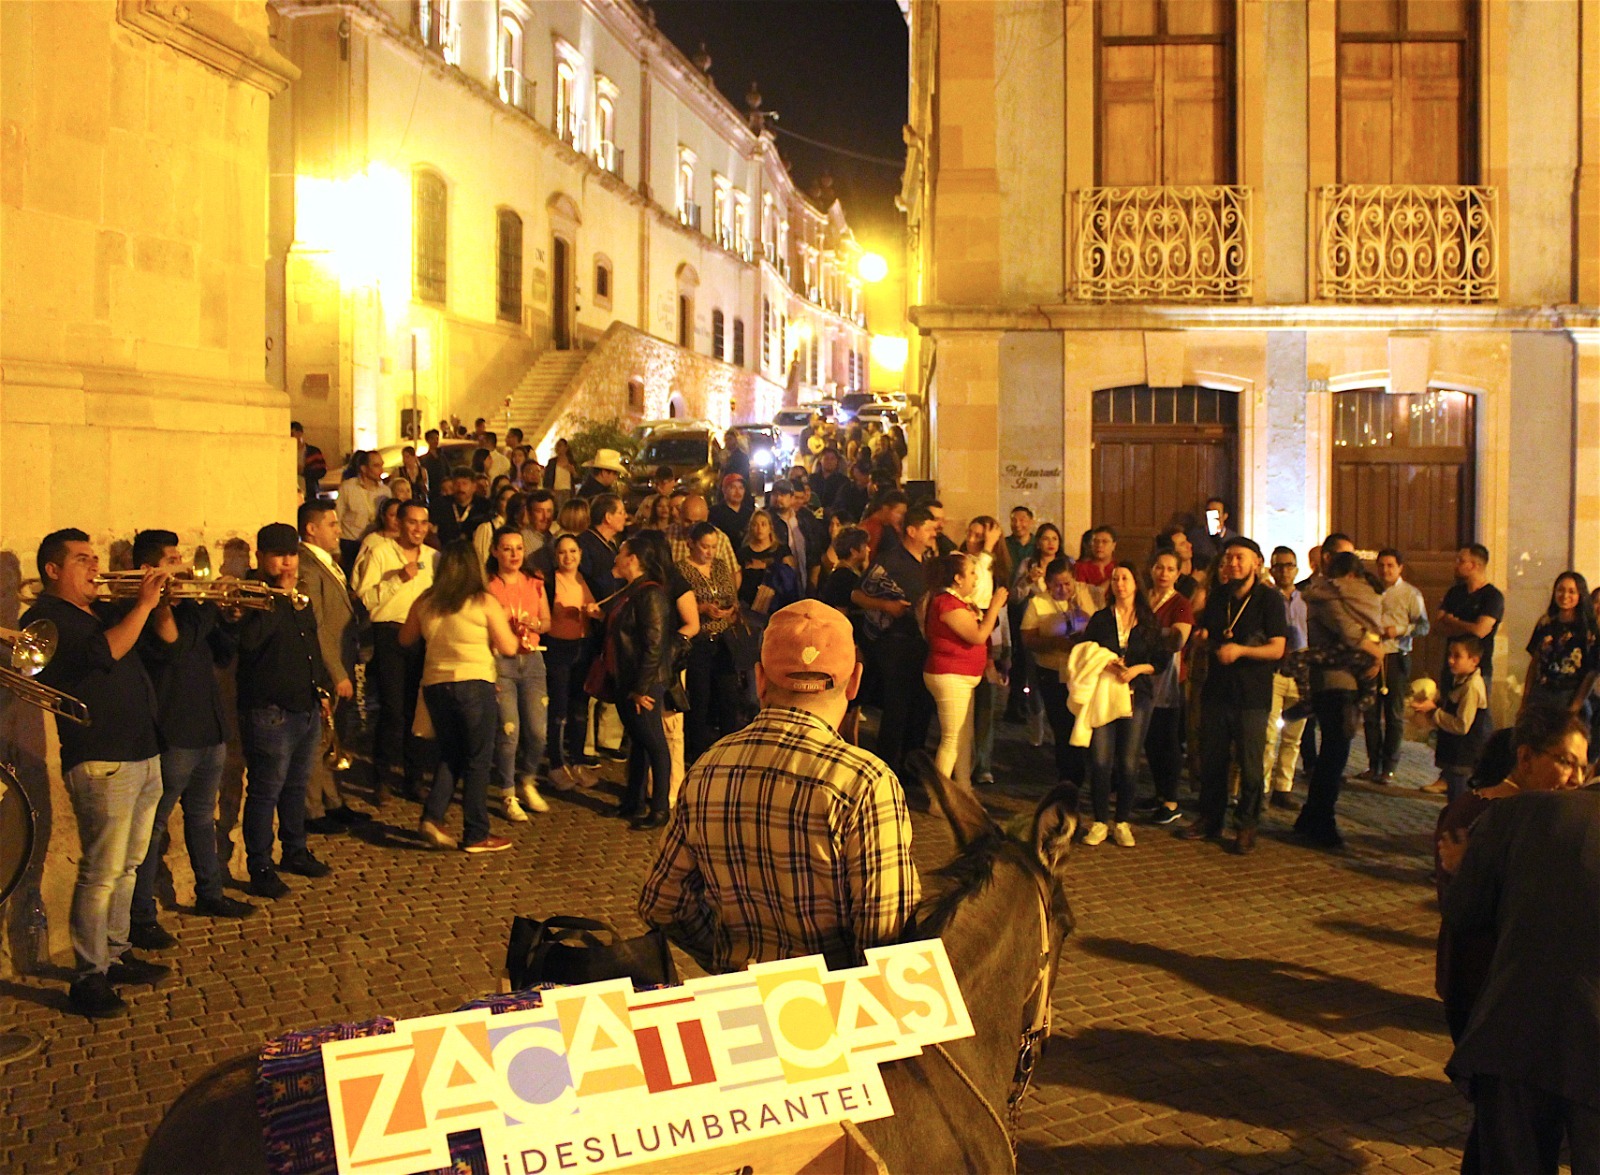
[127,531,256,951]
[232,523,333,899]
[22,529,176,1018]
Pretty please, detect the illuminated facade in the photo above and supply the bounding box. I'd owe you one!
[902,0,1600,714]
[270,0,872,458]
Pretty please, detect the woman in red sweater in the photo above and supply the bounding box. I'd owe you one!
[921,552,1009,787]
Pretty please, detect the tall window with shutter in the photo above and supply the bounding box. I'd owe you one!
[413,169,447,303]
[1097,0,1234,186]
[496,209,522,322]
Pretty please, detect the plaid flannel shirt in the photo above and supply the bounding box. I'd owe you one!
[638,706,921,973]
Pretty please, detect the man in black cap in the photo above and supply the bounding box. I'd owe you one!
[1180,536,1288,855]
[231,523,333,898]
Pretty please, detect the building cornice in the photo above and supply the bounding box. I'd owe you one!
[907,303,1600,333]
[119,0,299,94]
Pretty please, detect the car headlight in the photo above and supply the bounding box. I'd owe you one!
[752,449,773,468]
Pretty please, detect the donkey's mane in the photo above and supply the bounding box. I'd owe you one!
[907,829,1017,936]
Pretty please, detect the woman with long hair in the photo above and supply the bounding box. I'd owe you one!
[735,508,792,610]
[635,492,675,532]
[1010,522,1064,743]
[485,526,551,821]
[474,486,519,569]
[962,517,1012,784]
[543,437,579,506]
[401,540,520,852]
[921,552,1009,787]
[543,533,601,789]
[400,445,427,504]
[594,536,677,829]
[1082,563,1170,847]
[1142,548,1195,826]
[1023,556,1097,804]
[1520,571,1598,719]
[678,521,741,761]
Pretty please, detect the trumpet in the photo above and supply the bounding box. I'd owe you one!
[318,687,352,772]
[0,620,90,726]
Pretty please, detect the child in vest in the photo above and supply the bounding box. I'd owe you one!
[1413,634,1491,801]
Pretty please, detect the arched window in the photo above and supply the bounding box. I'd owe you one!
[593,255,613,310]
[712,309,726,360]
[496,208,522,322]
[555,60,578,145]
[676,265,699,351]
[732,318,746,367]
[413,168,447,303]
[498,16,524,108]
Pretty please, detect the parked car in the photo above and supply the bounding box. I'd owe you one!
[836,391,878,421]
[728,424,780,493]
[854,403,902,429]
[771,407,815,458]
[626,426,723,506]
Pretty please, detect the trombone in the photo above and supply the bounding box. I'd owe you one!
[19,545,310,612]
[0,620,90,726]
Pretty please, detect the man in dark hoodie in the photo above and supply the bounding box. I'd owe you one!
[1294,549,1384,849]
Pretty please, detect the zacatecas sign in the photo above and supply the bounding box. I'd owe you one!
[321,941,973,1175]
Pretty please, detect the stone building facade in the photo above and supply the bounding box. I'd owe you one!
[902,0,1600,715]
[271,0,873,461]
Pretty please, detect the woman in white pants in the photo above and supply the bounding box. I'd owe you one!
[921,552,1009,786]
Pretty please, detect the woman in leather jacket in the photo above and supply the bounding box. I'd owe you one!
[601,535,677,829]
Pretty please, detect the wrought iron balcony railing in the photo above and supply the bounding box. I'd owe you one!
[1316,184,1498,303]
[1073,185,1252,302]
[594,141,623,178]
[499,69,534,117]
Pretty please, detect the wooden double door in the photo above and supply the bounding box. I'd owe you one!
[1330,389,1476,679]
[1091,386,1238,570]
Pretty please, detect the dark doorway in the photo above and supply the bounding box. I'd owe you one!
[1091,385,1239,569]
[551,235,572,350]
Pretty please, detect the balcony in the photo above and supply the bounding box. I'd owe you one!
[1072,185,1252,303]
[499,69,534,117]
[678,201,702,232]
[556,112,582,151]
[1316,184,1498,304]
[594,141,624,179]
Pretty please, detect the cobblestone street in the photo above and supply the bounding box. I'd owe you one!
[1,727,1471,1174]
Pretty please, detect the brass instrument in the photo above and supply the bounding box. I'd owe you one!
[318,688,352,772]
[0,620,90,727]
[19,544,310,612]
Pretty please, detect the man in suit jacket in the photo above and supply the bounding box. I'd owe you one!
[1441,757,1597,1174]
[297,499,369,830]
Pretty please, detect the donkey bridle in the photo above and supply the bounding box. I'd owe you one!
[930,866,1056,1160]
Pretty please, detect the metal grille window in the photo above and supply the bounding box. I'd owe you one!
[413,169,447,303]
[732,318,746,367]
[712,309,725,360]
[495,209,522,322]
[762,298,771,370]
[1091,385,1239,426]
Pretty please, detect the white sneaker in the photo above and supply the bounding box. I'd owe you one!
[500,795,529,823]
[1081,821,1108,846]
[517,780,550,813]
[1112,821,1136,848]
[418,818,457,849]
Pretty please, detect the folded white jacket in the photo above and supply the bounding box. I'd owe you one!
[1065,642,1132,746]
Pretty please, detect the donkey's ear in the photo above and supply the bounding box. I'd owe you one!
[908,750,994,850]
[1033,785,1078,874]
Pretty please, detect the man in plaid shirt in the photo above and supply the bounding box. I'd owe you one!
[639,600,920,973]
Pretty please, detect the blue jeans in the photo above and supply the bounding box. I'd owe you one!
[618,688,671,815]
[240,706,319,877]
[542,637,591,768]
[494,652,548,795]
[1088,695,1154,824]
[424,680,498,845]
[62,756,163,975]
[133,742,227,922]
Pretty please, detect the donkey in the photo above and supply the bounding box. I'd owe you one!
[138,757,1076,1174]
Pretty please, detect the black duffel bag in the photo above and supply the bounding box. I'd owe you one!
[505,915,679,991]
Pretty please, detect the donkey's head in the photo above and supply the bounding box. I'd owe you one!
[906,752,1077,1017]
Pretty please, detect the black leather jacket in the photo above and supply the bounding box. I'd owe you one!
[606,579,675,699]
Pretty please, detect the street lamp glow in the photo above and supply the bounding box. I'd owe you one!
[870,334,908,373]
[857,251,889,283]
[295,166,410,308]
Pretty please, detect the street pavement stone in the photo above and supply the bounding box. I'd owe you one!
[0,724,1485,1173]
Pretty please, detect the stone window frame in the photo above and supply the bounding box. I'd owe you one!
[495,207,523,323]
[712,308,726,360]
[593,254,613,311]
[413,167,448,305]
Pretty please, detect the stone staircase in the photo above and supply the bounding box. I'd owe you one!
[506,349,589,439]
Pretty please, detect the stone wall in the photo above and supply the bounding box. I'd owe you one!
[538,321,785,449]
[0,0,296,975]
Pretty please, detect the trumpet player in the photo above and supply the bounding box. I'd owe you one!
[231,523,334,898]
[21,529,176,1019]
[128,531,257,954]
[297,500,370,832]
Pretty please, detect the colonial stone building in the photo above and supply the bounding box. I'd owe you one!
[270,0,873,460]
[902,0,1599,712]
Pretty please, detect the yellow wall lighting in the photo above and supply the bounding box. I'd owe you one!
[857,251,889,283]
[295,166,411,307]
[870,334,908,373]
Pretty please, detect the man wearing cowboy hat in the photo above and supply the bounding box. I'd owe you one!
[577,448,628,501]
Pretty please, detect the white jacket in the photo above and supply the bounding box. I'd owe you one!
[1065,641,1132,746]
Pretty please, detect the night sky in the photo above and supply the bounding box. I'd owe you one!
[648,0,909,249]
